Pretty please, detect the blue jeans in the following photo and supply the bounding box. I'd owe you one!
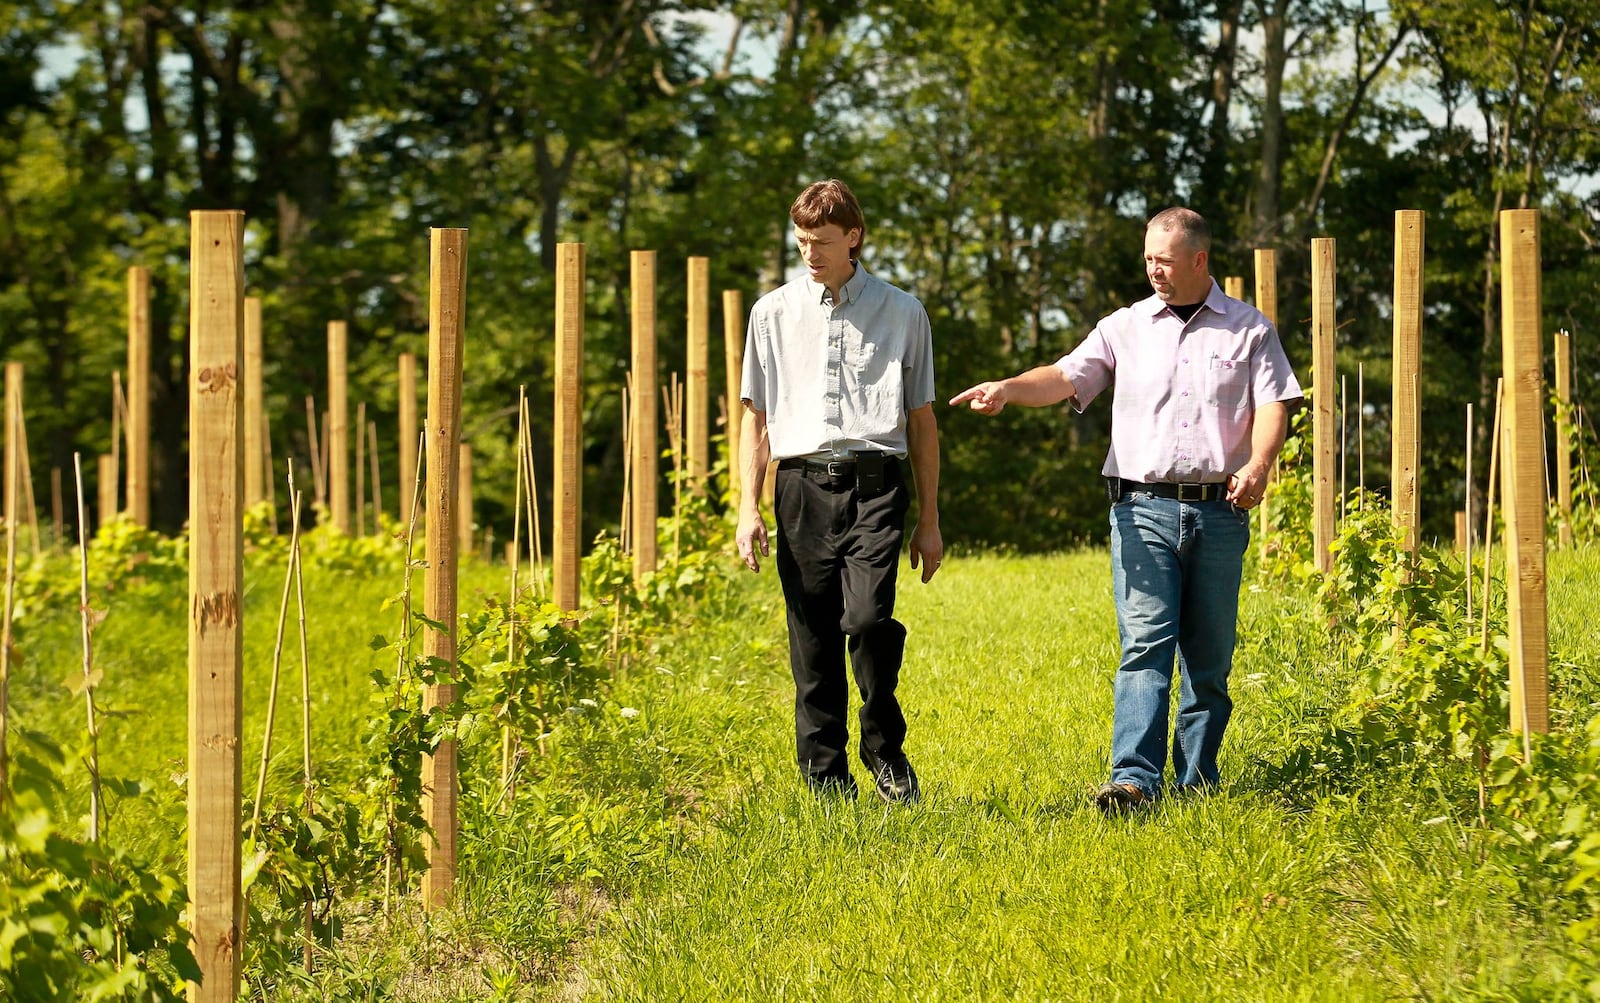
[1108,493,1249,796]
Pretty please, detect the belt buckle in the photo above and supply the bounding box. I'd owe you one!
[1177,482,1203,502]
[825,460,851,477]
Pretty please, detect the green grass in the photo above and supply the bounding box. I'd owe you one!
[9,533,1600,1000]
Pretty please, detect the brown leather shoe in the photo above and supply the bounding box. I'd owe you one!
[1094,781,1149,816]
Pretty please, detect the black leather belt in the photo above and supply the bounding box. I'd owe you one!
[1109,477,1227,502]
[779,457,858,477]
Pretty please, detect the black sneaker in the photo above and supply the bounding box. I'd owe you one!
[863,751,921,804]
[1094,781,1149,816]
[804,772,859,800]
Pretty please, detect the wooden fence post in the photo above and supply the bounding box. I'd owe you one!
[1311,238,1337,574]
[186,209,245,1002]
[127,266,151,526]
[1392,210,1424,557]
[1224,275,1243,300]
[422,228,467,908]
[328,321,349,533]
[1254,250,1278,559]
[553,243,585,613]
[398,352,418,524]
[1554,329,1573,550]
[687,256,710,487]
[244,296,265,508]
[0,363,19,798]
[97,454,116,531]
[1499,209,1548,736]
[630,251,658,583]
[722,289,744,511]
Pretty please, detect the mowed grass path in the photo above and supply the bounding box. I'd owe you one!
[568,548,1597,1001]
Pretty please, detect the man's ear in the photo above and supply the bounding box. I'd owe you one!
[849,227,862,253]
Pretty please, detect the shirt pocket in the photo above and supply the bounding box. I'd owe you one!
[1205,356,1250,410]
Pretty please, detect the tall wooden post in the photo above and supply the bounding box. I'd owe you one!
[244,296,265,508]
[722,289,744,509]
[126,266,151,526]
[457,443,473,557]
[1391,211,1424,555]
[1554,329,1573,550]
[97,454,117,530]
[1499,209,1548,735]
[327,321,349,532]
[422,228,467,908]
[1,363,20,797]
[687,256,710,486]
[1310,238,1337,574]
[630,251,658,582]
[553,243,585,612]
[1224,275,1243,300]
[1254,250,1278,559]
[186,209,245,1002]
[398,352,418,522]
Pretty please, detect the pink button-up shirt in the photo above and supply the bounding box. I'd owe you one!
[1055,279,1302,483]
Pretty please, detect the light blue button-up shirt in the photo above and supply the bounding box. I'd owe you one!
[741,264,936,461]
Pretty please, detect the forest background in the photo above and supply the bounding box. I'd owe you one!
[1,0,1596,550]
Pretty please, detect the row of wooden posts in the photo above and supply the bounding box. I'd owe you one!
[0,208,1570,999]
[172,215,768,999]
[1227,210,1554,739]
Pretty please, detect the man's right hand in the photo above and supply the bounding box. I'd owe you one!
[737,514,769,572]
[949,381,1009,415]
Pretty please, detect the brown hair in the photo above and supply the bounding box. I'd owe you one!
[790,179,866,261]
[1146,207,1212,254]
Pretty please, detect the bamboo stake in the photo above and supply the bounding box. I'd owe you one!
[519,394,545,600]
[422,228,467,909]
[1465,403,1474,625]
[1357,364,1366,511]
[1481,379,1505,652]
[186,209,245,1002]
[503,387,526,803]
[251,475,302,843]
[1554,329,1573,549]
[387,427,426,919]
[1340,374,1348,519]
[664,374,685,566]
[292,470,315,972]
[72,454,102,842]
[110,371,124,520]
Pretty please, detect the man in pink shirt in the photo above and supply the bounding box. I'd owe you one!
[951,207,1302,813]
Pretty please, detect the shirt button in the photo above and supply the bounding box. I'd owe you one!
[1181,422,1189,428]
[1182,390,1190,397]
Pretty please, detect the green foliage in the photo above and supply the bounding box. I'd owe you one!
[1,733,197,1001]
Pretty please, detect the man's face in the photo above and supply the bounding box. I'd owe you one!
[1143,226,1209,304]
[794,223,859,292]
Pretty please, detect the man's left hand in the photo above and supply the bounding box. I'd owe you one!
[1226,465,1269,510]
[909,521,943,584]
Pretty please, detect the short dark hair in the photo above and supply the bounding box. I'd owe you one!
[791,179,866,261]
[1146,207,1212,254]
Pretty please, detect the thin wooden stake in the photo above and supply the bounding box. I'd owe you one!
[1465,403,1474,625]
[0,367,11,801]
[251,476,302,844]
[1254,251,1278,560]
[1481,379,1506,652]
[722,289,744,513]
[686,256,709,486]
[50,467,62,543]
[306,396,325,509]
[72,454,102,843]
[368,420,382,534]
[126,266,151,526]
[1311,238,1337,573]
[328,321,350,533]
[292,469,316,972]
[1554,329,1573,549]
[553,243,585,613]
[355,401,367,537]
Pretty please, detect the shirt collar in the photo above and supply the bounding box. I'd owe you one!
[1136,277,1223,318]
[810,262,869,306]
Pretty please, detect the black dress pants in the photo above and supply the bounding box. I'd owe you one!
[773,458,910,781]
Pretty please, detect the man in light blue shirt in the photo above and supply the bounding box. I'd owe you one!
[737,179,943,803]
